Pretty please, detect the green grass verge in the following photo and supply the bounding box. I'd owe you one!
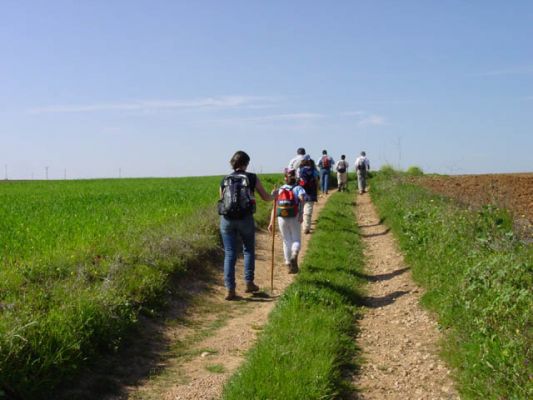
[370,171,532,399]
[222,191,365,400]
[0,174,281,398]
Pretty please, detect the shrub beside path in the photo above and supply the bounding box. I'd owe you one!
[352,192,459,399]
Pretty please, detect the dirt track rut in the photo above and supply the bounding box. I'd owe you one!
[125,199,327,399]
[352,192,459,399]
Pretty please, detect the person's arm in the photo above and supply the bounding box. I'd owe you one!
[255,177,275,202]
[268,202,276,232]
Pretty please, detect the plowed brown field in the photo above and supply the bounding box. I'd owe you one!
[415,173,533,237]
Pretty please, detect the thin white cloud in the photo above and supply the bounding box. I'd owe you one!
[357,114,387,126]
[341,110,387,126]
[340,110,366,117]
[241,112,325,122]
[476,66,533,77]
[28,96,273,114]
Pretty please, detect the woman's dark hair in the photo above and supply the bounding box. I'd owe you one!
[230,151,250,170]
[285,168,297,184]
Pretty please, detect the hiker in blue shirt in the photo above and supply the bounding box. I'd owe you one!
[317,150,335,195]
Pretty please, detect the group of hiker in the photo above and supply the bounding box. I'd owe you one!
[218,148,370,300]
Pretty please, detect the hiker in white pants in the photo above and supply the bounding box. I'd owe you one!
[355,151,370,194]
[269,169,306,273]
[335,155,349,192]
[278,216,303,273]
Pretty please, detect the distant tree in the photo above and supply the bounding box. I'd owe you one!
[406,166,424,176]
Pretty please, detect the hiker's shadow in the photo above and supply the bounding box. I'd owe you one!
[243,292,276,302]
[356,267,410,282]
[358,218,385,228]
[359,227,391,238]
[362,290,410,308]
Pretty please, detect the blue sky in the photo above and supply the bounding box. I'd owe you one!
[1,0,532,179]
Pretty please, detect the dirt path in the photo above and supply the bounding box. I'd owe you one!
[124,199,328,400]
[352,192,459,399]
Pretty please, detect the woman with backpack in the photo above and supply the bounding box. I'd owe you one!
[268,169,306,274]
[218,150,275,300]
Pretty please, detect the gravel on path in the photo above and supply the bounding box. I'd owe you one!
[352,192,459,400]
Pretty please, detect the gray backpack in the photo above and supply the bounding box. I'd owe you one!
[218,174,256,219]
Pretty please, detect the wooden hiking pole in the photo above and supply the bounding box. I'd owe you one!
[270,187,277,293]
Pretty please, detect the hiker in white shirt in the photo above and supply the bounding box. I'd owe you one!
[288,147,306,177]
[354,151,370,194]
[335,155,349,192]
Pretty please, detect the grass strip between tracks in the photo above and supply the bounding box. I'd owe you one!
[371,170,532,399]
[222,191,365,399]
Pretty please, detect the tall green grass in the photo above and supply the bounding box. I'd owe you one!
[223,191,365,399]
[371,171,532,399]
[0,174,279,398]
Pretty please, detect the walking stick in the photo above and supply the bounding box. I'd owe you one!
[270,188,277,293]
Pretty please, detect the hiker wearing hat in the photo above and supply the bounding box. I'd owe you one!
[335,155,349,192]
[317,150,334,195]
[218,151,275,300]
[268,169,306,273]
[354,151,370,194]
[298,156,319,234]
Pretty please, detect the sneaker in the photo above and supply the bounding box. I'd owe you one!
[225,289,237,301]
[289,254,299,274]
[245,281,260,293]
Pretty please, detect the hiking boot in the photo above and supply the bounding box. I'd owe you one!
[225,289,237,301]
[289,254,299,274]
[245,281,260,293]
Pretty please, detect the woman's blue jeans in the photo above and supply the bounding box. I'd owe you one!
[220,214,256,290]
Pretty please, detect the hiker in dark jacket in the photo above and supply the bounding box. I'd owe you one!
[298,156,319,234]
[218,151,274,300]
